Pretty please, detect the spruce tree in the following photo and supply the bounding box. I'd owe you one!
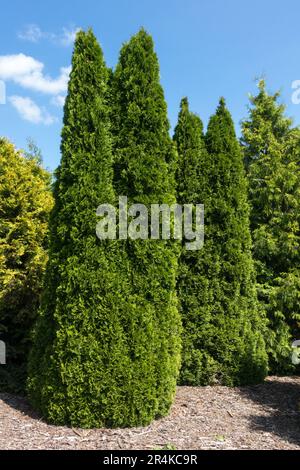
[174,98,267,386]
[27,30,134,428]
[111,29,181,419]
[242,80,300,373]
[0,138,53,392]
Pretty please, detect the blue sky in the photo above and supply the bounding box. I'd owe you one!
[1,0,300,171]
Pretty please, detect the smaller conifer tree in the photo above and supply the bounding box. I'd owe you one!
[174,98,268,385]
[242,81,300,373]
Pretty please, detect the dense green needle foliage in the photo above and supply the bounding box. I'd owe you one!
[174,98,268,386]
[174,98,207,205]
[242,81,300,374]
[9,26,299,427]
[0,138,53,392]
[28,28,181,429]
[111,29,181,421]
[27,30,134,428]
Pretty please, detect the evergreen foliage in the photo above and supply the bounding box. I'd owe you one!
[28,28,181,428]
[242,80,300,373]
[28,30,133,428]
[0,138,53,392]
[174,98,268,385]
[111,29,181,419]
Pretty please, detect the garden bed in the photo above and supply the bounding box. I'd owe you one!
[0,376,299,450]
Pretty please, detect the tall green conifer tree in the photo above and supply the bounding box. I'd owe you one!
[173,98,209,384]
[27,30,134,428]
[111,29,181,420]
[174,98,267,385]
[242,81,300,373]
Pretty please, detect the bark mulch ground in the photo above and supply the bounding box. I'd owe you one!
[0,376,299,450]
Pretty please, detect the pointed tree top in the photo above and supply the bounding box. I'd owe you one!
[217,97,227,114]
[174,97,205,171]
[206,98,238,154]
[180,97,189,112]
[258,78,266,92]
[242,80,292,148]
[219,96,226,107]
[74,28,97,47]
[176,97,203,133]
[137,26,150,36]
[124,27,154,50]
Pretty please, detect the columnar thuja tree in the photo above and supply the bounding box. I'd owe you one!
[173,98,210,384]
[175,98,267,386]
[174,98,207,205]
[111,29,181,421]
[27,30,135,428]
[242,80,300,373]
[0,138,53,392]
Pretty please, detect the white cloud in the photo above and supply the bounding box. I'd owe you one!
[0,54,41,79]
[51,95,66,107]
[9,95,56,125]
[59,27,81,46]
[18,24,43,43]
[18,64,71,95]
[18,24,80,47]
[0,53,70,95]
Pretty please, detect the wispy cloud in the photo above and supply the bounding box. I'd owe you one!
[0,53,70,95]
[18,24,43,43]
[59,27,81,46]
[51,94,66,107]
[18,24,81,47]
[9,95,56,125]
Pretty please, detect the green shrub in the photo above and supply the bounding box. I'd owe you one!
[0,138,53,392]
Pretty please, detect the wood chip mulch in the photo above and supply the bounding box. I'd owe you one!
[0,376,299,450]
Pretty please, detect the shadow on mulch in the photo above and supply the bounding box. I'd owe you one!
[240,378,300,447]
[0,393,42,421]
